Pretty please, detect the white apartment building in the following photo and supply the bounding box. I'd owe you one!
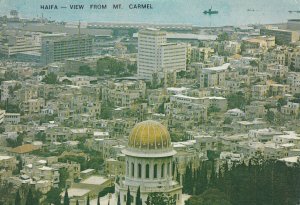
[138,28,186,80]
[0,34,41,56]
[4,113,20,124]
[199,63,230,88]
[1,80,19,101]
[287,72,300,94]
[159,43,186,73]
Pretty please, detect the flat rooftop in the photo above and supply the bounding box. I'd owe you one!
[0,156,13,160]
[81,176,109,185]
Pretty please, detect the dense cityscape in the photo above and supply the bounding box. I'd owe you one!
[0,9,299,205]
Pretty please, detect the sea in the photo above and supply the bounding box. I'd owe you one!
[0,0,300,27]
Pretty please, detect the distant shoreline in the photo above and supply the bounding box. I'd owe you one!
[3,17,289,30]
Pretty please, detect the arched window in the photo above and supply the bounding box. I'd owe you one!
[138,164,142,178]
[161,163,165,178]
[154,164,158,178]
[131,162,135,177]
[146,164,150,179]
[167,162,170,176]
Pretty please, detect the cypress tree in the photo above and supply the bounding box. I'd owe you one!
[64,189,70,205]
[135,186,141,205]
[15,190,21,205]
[25,189,34,205]
[117,194,121,205]
[97,192,101,205]
[194,167,202,195]
[201,163,208,194]
[209,160,216,187]
[126,187,131,205]
[86,195,90,205]
[175,167,180,183]
[145,195,150,205]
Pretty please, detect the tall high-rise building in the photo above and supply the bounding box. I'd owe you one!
[138,28,186,81]
[41,34,93,65]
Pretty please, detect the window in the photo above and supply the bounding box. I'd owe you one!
[138,164,142,178]
[161,163,165,178]
[146,164,150,178]
[131,162,135,177]
[154,164,158,178]
[167,162,170,176]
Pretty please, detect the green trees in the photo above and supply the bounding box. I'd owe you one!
[145,196,150,205]
[4,70,18,80]
[100,103,113,120]
[207,105,221,115]
[217,32,230,42]
[64,189,70,205]
[79,65,95,76]
[185,189,231,205]
[157,103,165,114]
[182,159,300,205]
[96,57,127,76]
[58,168,69,189]
[35,131,46,143]
[127,44,137,53]
[42,73,58,84]
[127,63,137,74]
[117,194,121,205]
[86,195,90,205]
[250,60,259,67]
[46,187,62,205]
[6,133,23,148]
[227,92,246,110]
[135,186,142,205]
[14,190,21,205]
[277,98,287,111]
[25,189,38,205]
[266,110,275,123]
[183,163,194,195]
[126,187,131,205]
[223,117,233,124]
[146,193,175,205]
[99,57,135,76]
[97,192,101,205]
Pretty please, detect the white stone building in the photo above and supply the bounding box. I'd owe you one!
[137,28,186,80]
[115,120,182,205]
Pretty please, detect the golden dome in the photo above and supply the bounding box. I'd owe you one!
[128,120,171,150]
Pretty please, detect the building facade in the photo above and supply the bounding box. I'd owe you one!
[41,35,93,65]
[260,28,299,45]
[138,28,186,81]
[115,120,182,205]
